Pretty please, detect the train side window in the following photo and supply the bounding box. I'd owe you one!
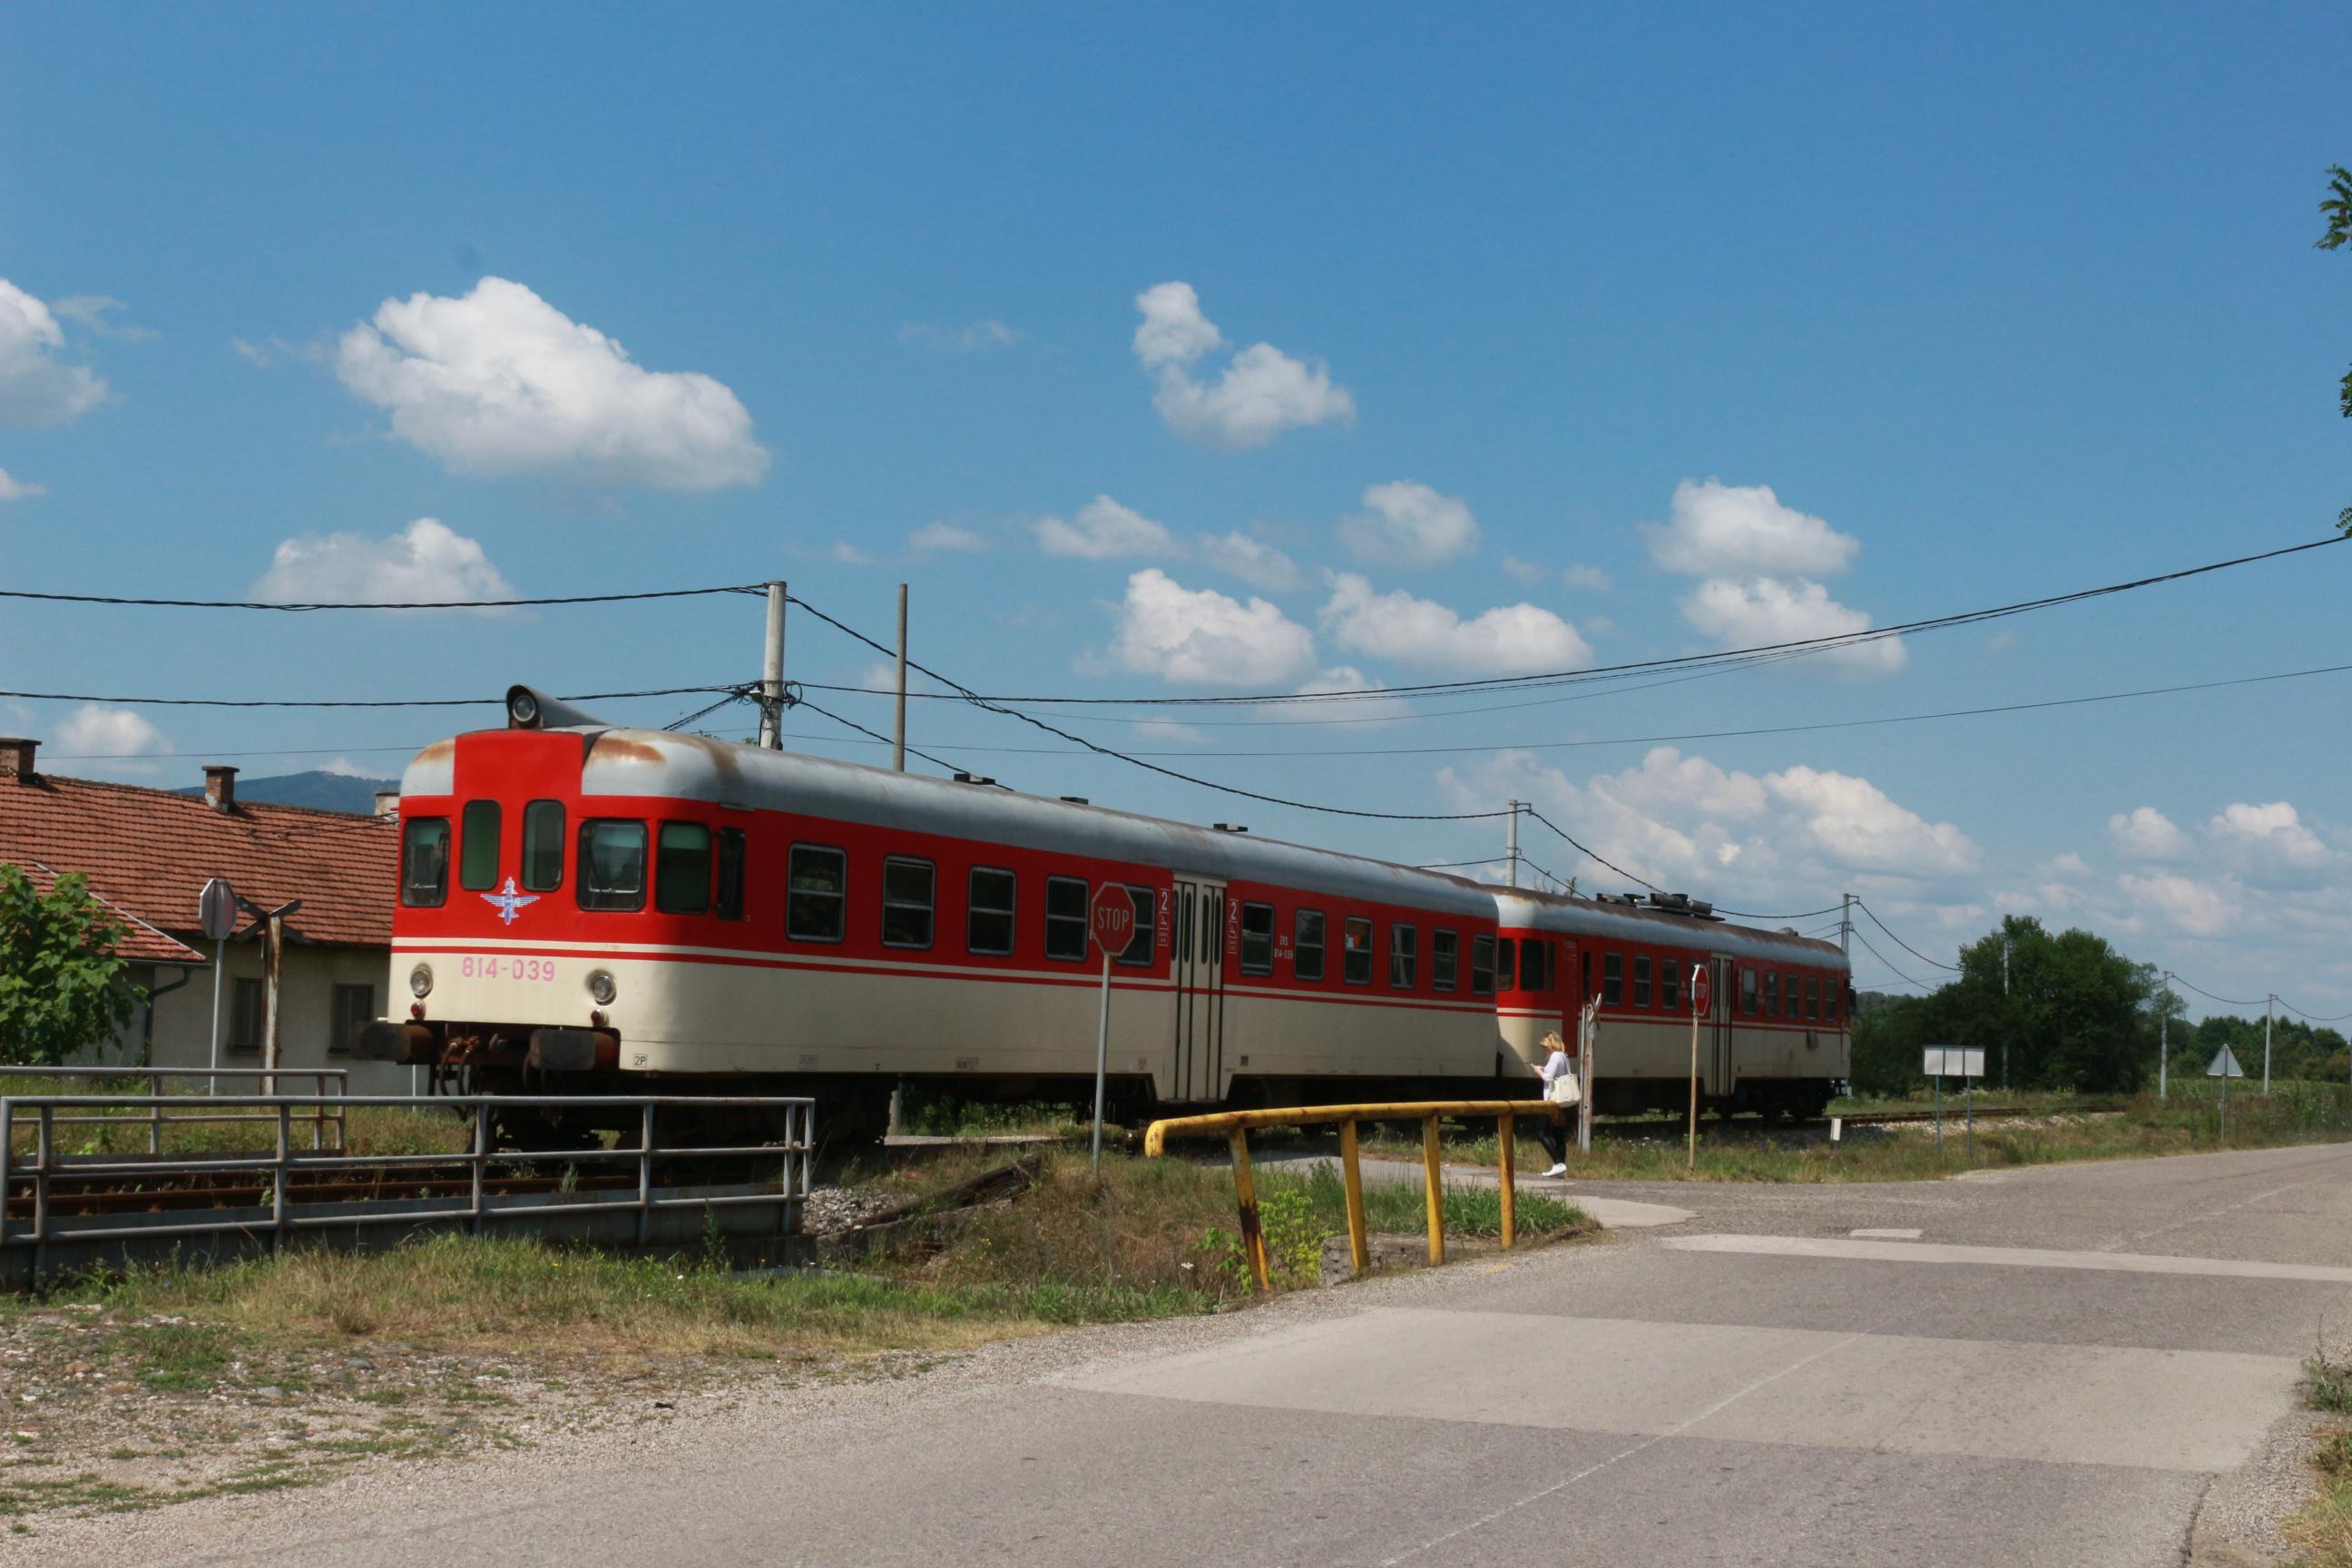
[1661,958,1681,1011]
[1804,975,1819,1020]
[655,823,712,915]
[968,867,1015,956]
[400,817,450,907]
[1764,969,1780,1017]
[1295,909,1326,982]
[1043,876,1087,961]
[884,858,937,949]
[459,800,502,892]
[1524,940,1550,992]
[1239,902,1275,975]
[715,828,747,920]
[1823,979,1839,1022]
[1602,951,1622,1006]
[1785,972,1801,1018]
[1389,924,1417,990]
[1342,917,1374,985]
[1432,929,1458,992]
[522,801,565,892]
[578,820,649,912]
[1496,937,1516,993]
[1740,967,1758,1015]
[1471,934,1496,995]
[1632,954,1652,1008]
[785,844,847,940]
[1118,887,1154,966]
[1581,951,1592,1004]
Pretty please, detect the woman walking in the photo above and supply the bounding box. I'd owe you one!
[1533,1030,1574,1178]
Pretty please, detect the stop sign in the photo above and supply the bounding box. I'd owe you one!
[1689,964,1712,1014]
[1090,884,1135,955]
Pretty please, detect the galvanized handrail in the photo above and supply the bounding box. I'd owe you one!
[0,1067,350,1152]
[0,1093,815,1276]
[1144,1098,1564,1291]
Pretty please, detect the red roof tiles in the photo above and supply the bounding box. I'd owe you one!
[0,772,395,951]
[14,861,209,965]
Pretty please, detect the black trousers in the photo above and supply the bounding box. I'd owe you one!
[1536,1115,1566,1164]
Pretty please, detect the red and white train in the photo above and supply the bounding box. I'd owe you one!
[358,689,1851,1141]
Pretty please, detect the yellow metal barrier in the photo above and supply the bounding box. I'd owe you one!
[1142,1099,1564,1291]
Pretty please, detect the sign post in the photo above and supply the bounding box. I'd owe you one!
[1088,885,1137,1173]
[1923,1047,1986,1159]
[1686,963,1710,1171]
[2208,1044,2245,1144]
[198,878,237,1093]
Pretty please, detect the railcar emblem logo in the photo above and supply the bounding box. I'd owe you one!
[481,877,540,926]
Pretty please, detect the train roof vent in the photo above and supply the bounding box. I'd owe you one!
[1059,796,1089,805]
[1212,823,1250,833]
[951,772,999,787]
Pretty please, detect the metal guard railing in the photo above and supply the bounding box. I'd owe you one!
[1,1093,815,1258]
[0,1066,351,1152]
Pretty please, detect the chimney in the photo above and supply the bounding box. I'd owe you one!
[373,790,399,818]
[0,739,34,783]
[202,764,240,812]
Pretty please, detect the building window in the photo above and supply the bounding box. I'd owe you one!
[1389,924,1417,990]
[968,867,1015,956]
[1764,969,1780,1018]
[787,845,847,941]
[400,817,449,907]
[1240,902,1275,975]
[577,820,648,912]
[1661,958,1681,1012]
[1740,967,1758,1015]
[882,857,936,948]
[1343,917,1374,985]
[1117,887,1154,966]
[1432,929,1458,992]
[1497,937,1517,993]
[459,799,502,892]
[715,828,747,920]
[1632,954,1652,1008]
[522,800,565,892]
[329,984,374,1057]
[228,977,262,1054]
[1295,909,1326,982]
[1602,952,1623,1006]
[1471,935,1496,996]
[1044,875,1087,961]
[655,822,711,915]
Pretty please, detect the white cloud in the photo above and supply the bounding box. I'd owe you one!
[1644,479,1860,578]
[1765,764,1980,876]
[1196,531,1303,591]
[1502,557,1545,584]
[908,521,988,554]
[251,518,516,609]
[317,757,377,779]
[49,295,152,342]
[2208,801,2330,867]
[50,705,172,771]
[823,541,877,566]
[897,319,1020,352]
[2108,806,2190,860]
[1561,563,1612,592]
[0,279,107,427]
[1133,719,1212,747]
[2119,871,2235,937]
[335,277,769,490]
[1035,495,1178,560]
[1679,576,1906,675]
[1131,281,1354,451]
[0,467,44,503]
[1340,481,1481,566]
[1319,573,1590,675]
[1107,569,1318,686]
[1295,664,1416,724]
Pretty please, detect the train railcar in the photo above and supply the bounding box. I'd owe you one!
[358,689,1848,1141]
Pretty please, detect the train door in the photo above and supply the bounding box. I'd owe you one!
[1170,877,1229,1102]
[1710,954,1736,1094]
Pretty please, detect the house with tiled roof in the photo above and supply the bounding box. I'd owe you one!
[0,737,405,1088]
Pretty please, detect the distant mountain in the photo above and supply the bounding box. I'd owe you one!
[171,769,397,815]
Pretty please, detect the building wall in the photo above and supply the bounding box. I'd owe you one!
[131,944,409,1094]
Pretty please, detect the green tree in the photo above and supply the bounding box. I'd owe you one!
[0,865,138,1065]
[2322,163,2352,533]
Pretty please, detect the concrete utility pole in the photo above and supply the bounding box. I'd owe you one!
[1839,893,1853,960]
[2002,936,2013,1093]
[2264,994,2275,1094]
[893,583,909,772]
[758,581,788,750]
[1505,800,1522,889]
[2159,970,2171,1099]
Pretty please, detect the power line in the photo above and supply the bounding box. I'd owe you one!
[2276,998,2352,1024]
[2172,974,2273,1009]
[0,682,737,710]
[1716,901,1849,923]
[1856,901,1962,971]
[1849,928,1936,989]
[791,695,974,777]
[1519,805,1663,893]
[0,583,763,612]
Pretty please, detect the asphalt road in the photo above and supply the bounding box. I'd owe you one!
[52,1142,2352,1568]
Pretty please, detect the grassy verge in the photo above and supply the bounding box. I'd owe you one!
[1324,1081,2352,1183]
[2283,1348,2352,1563]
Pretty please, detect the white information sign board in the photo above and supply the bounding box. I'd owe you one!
[1922,1047,1985,1079]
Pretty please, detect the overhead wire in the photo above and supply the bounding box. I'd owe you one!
[0,682,738,710]
[0,583,763,612]
[1855,901,1962,971]
[1848,929,1936,989]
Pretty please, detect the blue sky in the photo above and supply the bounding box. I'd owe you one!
[1,4,2346,1017]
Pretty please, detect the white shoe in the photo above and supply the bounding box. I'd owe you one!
[1542,1163,1567,1178]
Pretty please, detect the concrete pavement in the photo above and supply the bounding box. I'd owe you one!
[36,1142,2352,1568]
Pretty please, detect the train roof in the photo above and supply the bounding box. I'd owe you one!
[1486,887,1848,969]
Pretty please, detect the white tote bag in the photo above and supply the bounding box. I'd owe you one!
[1544,1067,1582,1107]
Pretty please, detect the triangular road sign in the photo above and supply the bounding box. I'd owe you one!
[2206,1046,2246,1080]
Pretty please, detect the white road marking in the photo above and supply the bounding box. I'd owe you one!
[1665,1231,2352,1282]
[1850,1227,1925,1240]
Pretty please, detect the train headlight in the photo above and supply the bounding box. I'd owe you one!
[506,686,541,728]
[409,964,434,999]
[587,969,617,1005]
